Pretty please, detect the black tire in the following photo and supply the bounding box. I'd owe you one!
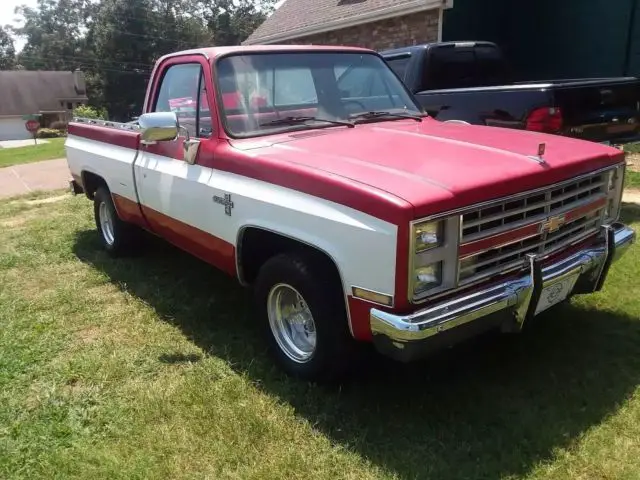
[254,252,361,382]
[93,187,142,256]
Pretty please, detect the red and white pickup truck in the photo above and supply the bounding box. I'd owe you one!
[66,45,635,381]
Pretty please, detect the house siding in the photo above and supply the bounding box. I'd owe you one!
[282,10,440,51]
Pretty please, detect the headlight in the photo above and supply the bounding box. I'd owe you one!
[413,262,442,295]
[605,164,625,222]
[414,220,443,253]
[408,217,459,302]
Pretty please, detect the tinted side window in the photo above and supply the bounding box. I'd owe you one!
[427,48,476,90]
[154,63,205,138]
[475,45,508,85]
[386,56,411,81]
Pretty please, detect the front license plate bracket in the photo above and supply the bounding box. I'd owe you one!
[534,274,580,315]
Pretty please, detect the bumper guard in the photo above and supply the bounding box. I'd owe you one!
[370,223,635,361]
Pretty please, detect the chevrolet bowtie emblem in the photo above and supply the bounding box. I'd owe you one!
[213,193,234,216]
[541,215,566,234]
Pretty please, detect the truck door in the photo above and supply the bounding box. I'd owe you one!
[133,56,235,274]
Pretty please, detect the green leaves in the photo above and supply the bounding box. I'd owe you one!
[72,105,108,120]
[10,0,278,120]
[0,26,16,70]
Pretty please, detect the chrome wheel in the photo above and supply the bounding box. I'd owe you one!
[98,201,115,246]
[267,283,317,363]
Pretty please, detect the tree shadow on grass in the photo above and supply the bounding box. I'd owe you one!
[621,201,640,223]
[73,225,640,480]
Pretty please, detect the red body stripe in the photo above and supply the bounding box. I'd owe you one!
[565,197,608,222]
[460,223,541,258]
[112,193,237,277]
[68,123,140,150]
[112,194,148,229]
[459,196,609,258]
[394,223,411,310]
[113,193,373,339]
[142,141,185,160]
[142,205,237,277]
[197,141,413,226]
[347,297,376,341]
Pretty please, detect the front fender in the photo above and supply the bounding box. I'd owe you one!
[236,206,398,301]
[229,180,399,302]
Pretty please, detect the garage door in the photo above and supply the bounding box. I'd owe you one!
[0,118,31,141]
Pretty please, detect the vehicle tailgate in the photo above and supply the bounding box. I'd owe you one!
[552,78,640,143]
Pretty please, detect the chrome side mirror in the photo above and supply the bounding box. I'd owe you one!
[139,112,179,144]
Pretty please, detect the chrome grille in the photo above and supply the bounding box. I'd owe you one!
[459,210,602,284]
[461,172,606,242]
[459,170,609,286]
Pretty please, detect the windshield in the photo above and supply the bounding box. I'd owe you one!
[214,52,423,138]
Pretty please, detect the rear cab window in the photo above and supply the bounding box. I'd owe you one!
[423,44,508,91]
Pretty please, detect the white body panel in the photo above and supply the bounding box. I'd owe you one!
[68,135,399,300]
[66,135,139,201]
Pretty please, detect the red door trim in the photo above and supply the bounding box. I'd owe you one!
[142,55,221,161]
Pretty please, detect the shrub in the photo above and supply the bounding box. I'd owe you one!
[73,105,107,120]
[36,128,65,138]
[49,120,68,131]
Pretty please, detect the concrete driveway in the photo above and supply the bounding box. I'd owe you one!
[0,158,70,199]
[0,139,50,149]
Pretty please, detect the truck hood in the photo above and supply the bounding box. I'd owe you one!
[231,118,623,217]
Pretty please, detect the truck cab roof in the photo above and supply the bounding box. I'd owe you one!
[380,41,499,58]
[157,44,375,63]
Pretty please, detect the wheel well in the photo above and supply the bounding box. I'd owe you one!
[238,227,344,290]
[81,171,108,200]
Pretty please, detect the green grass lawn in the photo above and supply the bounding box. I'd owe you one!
[1,191,639,479]
[0,138,66,168]
[626,170,640,189]
[624,142,640,155]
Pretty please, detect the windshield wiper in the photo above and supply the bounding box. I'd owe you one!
[350,111,425,123]
[260,116,354,128]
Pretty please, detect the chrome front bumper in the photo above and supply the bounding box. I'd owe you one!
[370,223,636,362]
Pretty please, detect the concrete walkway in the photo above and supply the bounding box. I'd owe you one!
[0,158,69,199]
[623,189,640,205]
[0,139,50,149]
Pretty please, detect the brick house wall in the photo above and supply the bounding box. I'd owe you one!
[282,10,440,51]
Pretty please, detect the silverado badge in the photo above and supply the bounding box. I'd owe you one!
[213,193,234,216]
[541,215,566,234]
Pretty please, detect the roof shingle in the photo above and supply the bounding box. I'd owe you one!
[245,0,437,45]
[0,71,87,116]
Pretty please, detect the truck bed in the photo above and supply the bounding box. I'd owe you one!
[381,42,640,144]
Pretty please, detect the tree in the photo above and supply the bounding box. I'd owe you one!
[13,0,94,71]
[87,0,209,120]
[73,104,108,119]
[11,0,278,119]
[195,0,277,46]
[0,26,16,70]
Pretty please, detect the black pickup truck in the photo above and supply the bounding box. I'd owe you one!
[380,41,640,145]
